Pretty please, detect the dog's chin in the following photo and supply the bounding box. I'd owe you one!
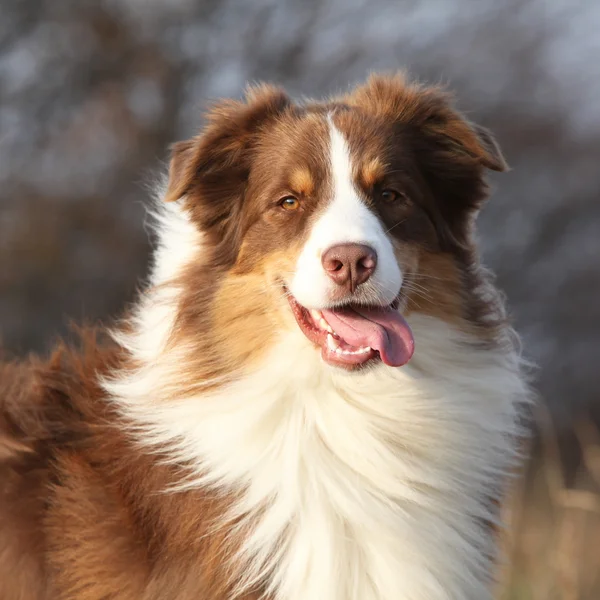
[284,288,415,371]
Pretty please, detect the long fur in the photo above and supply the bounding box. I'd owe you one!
[104,199,529,600]
[1,73,531,600]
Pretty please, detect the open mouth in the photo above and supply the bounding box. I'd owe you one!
[287,293,415,369]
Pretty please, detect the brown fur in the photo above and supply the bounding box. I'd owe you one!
[1,73,510,598]
[288,167,315,197]
[1,333,264,599]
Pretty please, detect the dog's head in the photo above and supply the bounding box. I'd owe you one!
[161,73,506,377]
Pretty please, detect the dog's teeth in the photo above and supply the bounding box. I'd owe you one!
[319,318,333,333]
[328,334,371,356]
[310,309,333,333]
[310,309,322,320]
[327,333,340,352]
[342,346,372,356]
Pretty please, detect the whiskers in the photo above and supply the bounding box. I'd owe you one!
[383,218,408,236]
[409,271,455,285]
[365,279,402,307]
[402,279,432,299]
[402,269,461,309]
[400,281,433,309]
[258,275,296,301]
[367,275,437,311]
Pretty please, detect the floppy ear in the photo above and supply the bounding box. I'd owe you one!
[165,139,196,203]
[163,85,291,265]
[469,123,507,172]
[347,72,507,173]
[423,114,508,174]
[164,84,292,204]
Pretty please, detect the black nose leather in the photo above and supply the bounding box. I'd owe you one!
[321,243,377,293]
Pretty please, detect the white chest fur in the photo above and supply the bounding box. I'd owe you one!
[109,312,526,600]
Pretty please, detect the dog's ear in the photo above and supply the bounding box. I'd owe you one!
[164,84,291,266]
[165,139,196,204]
[467,123,507,173]
[165,84,291,204]
[423,116,507,174]
[347,72,507,173]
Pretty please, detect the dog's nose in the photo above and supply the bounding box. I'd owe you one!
[321,243,377,292]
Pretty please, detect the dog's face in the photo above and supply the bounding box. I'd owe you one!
[164,74,506,376]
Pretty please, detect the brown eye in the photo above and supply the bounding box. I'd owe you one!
[279,196,300,211]
[380,189,407,204]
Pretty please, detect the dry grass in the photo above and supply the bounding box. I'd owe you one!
[498,409,600,600]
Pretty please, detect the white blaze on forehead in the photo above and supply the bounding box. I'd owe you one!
[289,115,402,309]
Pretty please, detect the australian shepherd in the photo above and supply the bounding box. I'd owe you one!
[0,73,529,600]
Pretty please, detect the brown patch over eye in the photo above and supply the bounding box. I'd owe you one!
[279,196,300,211]
[289,168,314,196]
[361,158,385,188]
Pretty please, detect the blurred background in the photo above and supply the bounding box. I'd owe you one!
[1,0,599,597]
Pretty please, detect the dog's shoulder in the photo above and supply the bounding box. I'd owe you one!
[0,357,43,462]
[0,328,118,465]
[0,328,124,599]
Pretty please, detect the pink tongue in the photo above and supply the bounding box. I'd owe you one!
[321,306,415,367]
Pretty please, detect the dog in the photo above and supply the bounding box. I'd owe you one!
[0,73,529,600]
